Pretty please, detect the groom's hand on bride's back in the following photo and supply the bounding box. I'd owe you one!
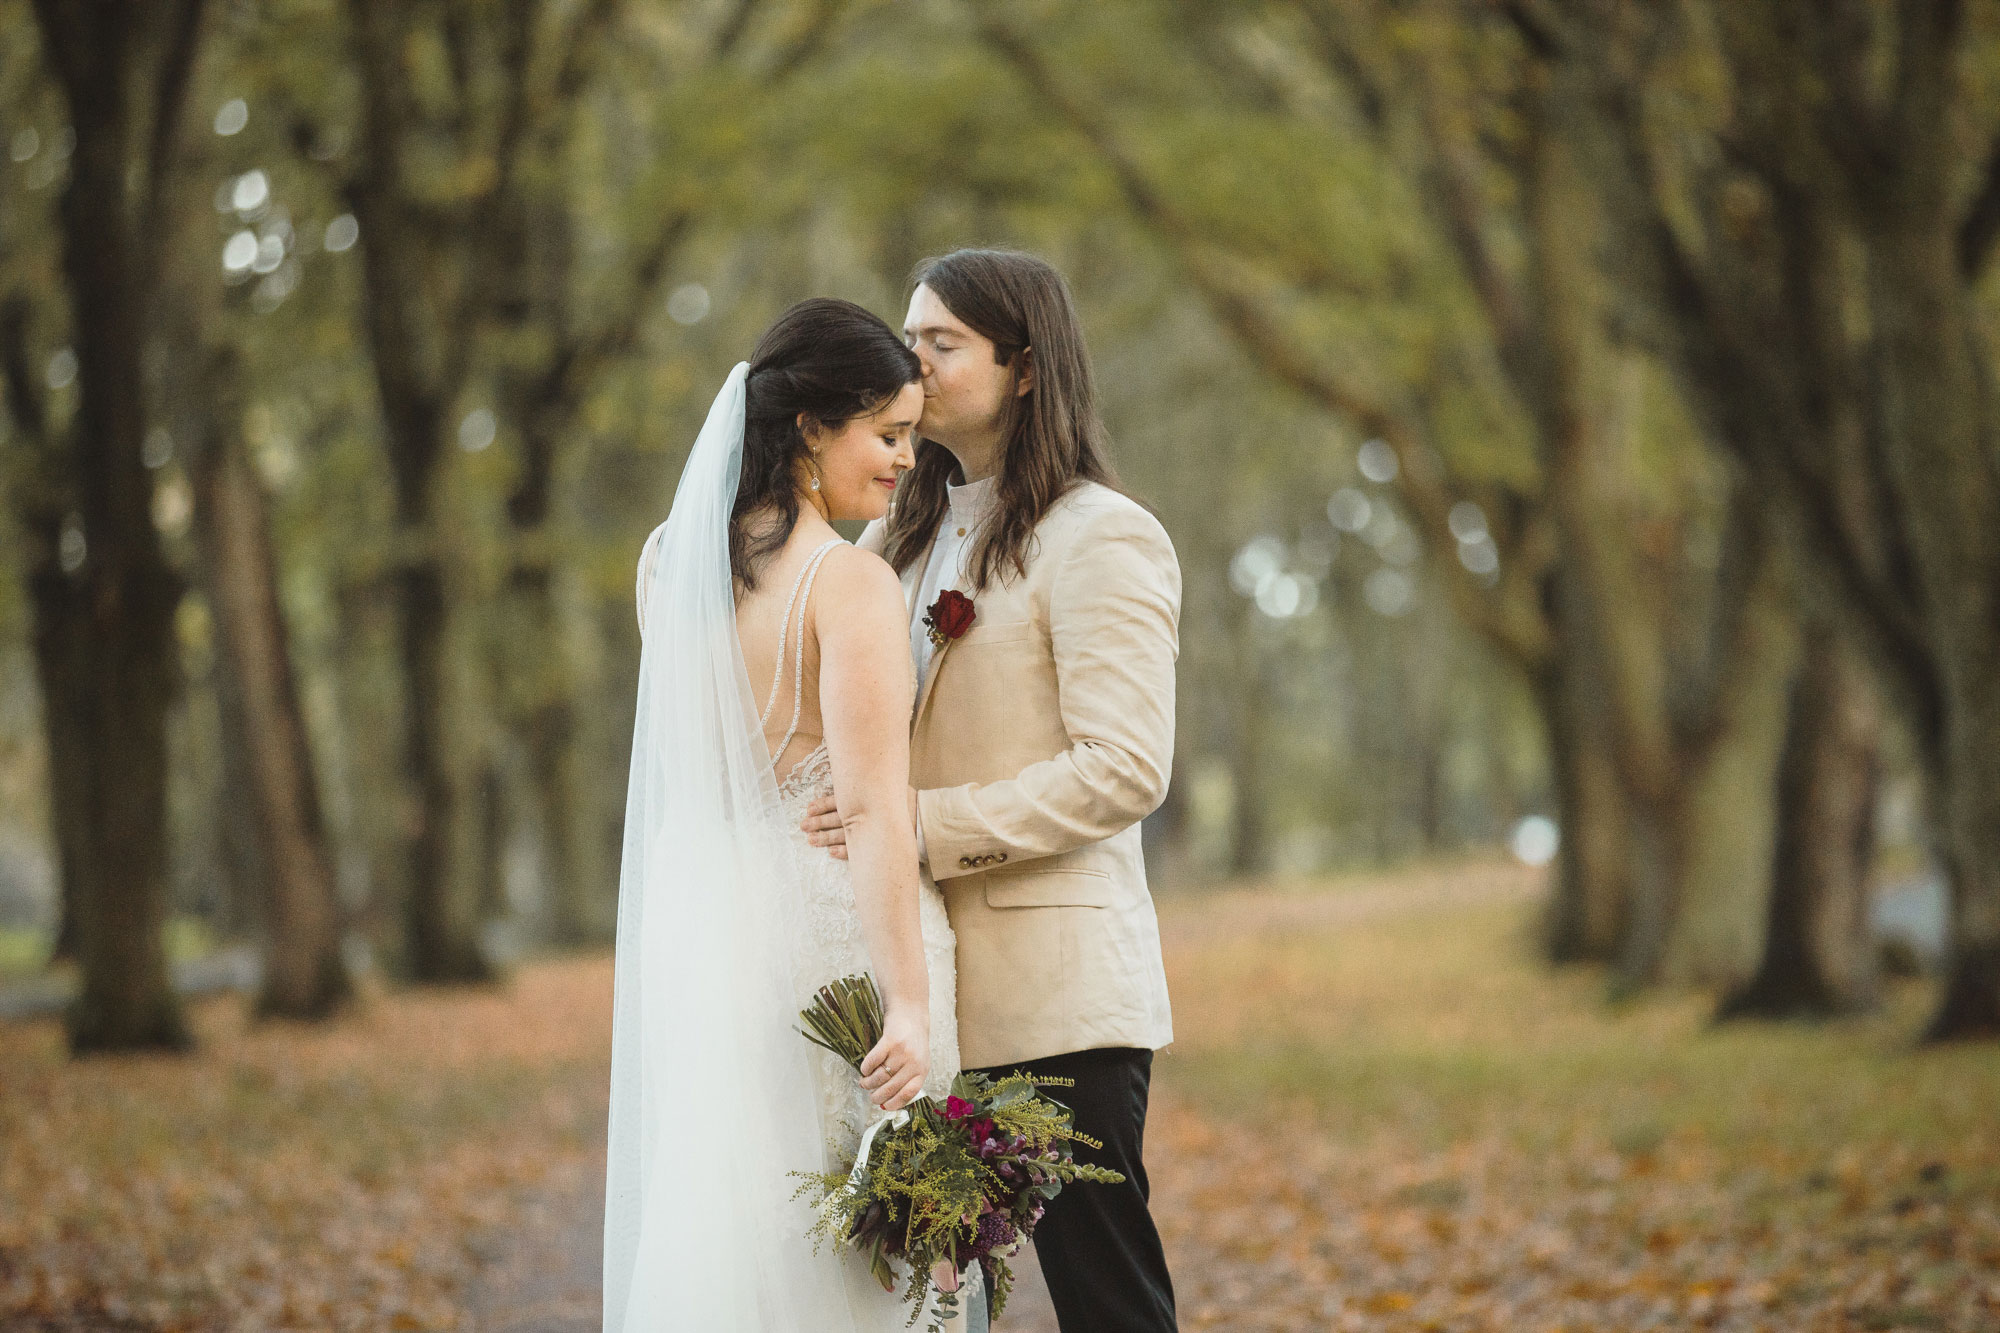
[801,788,919,861]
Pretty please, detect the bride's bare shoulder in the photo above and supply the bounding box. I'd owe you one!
[808,542,905,631]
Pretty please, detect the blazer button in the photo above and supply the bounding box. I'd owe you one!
[995,852,1007,863]
[958,856,972,868]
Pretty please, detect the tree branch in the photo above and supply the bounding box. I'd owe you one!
[1499,0,1566,59]
[138,0,208,300]
[769,0,841,80]
[552,0,624,103]
[1293,0,1540,404]
[1958,127,2000,280]
[711,0,762,60]
[0,291,50,450]
[976,6,1554,671]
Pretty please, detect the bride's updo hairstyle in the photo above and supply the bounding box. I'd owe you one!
[730,297,921,588]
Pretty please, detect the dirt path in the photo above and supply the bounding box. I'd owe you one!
[464,1158,1062,1333]
[464,1161,603,1333]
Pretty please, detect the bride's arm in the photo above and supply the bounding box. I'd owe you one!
[813,545,930,1112]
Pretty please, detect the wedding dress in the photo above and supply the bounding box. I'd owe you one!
[604,363,961,1333]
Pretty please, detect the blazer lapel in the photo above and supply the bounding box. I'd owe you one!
[912,557,971,732]
[913,627,955,730]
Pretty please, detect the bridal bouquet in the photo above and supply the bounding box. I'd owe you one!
[793,976,1124,1328]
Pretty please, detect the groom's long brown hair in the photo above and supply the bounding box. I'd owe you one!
[884,249,1121,589]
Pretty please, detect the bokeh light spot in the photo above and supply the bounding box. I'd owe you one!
[1358,438,1399,484]
[324,214,360,253]
[459,408,497,452]
[232,169,270,214]
[1363,566,1414,617]
[58,514,85,573]
[667,283,711,325]
[1510,815,1560,867]
[1327,487,1371,534]
[222,230,258,273]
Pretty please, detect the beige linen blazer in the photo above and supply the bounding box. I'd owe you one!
[858,481,1178,1070]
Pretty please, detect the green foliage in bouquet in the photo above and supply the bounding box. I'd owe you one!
[792,976,1125,1330]
[799,975,886,1069]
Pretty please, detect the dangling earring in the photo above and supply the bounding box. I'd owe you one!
[808,451,822,491]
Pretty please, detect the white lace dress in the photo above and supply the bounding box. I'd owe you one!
[775,742,962,1148]
[746,539,964,1321]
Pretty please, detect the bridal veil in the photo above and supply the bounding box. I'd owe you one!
[603,363,861,1332]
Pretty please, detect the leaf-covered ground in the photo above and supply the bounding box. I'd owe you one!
[0,964,609,1331]
[4,859,1997,1331]
[1148,862,2000,1332]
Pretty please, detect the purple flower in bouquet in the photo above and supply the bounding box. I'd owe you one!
[974,1208,1017,1257]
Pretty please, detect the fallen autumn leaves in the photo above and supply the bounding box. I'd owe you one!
[3,858,1996,1331]
[0,963,610,1331]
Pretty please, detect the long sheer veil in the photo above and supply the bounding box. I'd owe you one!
[603,363,859,1332]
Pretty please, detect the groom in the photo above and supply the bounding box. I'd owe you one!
[804,248,1180,1332]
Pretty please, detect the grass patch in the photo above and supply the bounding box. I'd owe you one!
[0,924,47,979]
[1159,872,1997,1157]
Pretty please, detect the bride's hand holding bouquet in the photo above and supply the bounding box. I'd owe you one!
[860,996,930,1113]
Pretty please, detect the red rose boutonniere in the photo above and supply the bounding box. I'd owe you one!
[923,589,976,649]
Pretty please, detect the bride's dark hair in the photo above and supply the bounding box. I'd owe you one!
[731,298,921,588]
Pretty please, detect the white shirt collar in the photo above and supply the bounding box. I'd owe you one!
[947,475,998,527]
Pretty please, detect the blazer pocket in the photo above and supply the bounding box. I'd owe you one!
[982,867,1114,910]
[952,619,1037,647]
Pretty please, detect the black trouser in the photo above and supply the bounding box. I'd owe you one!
[968,1046,1178,1333]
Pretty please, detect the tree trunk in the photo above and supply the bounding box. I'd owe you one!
[1659,541,1800,988]
[394,554,493,982]
[1228,607,1272,876]
[1866,212,2000,1039]
[1537,659,1629,964]
[1719,624,1880,1019]
[346,0,496,984]
[1923,644,2000,1037]
[1582,0,2000,1038]
[31,0,203,1052]
[522,662,604,942]
[188,344,352,1020]
[498,403,604,943]
[27,561,92,967]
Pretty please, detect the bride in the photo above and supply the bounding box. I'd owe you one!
[605,299,962,1331]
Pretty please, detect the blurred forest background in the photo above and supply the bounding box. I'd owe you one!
[7,1,2000,1328]
[6,0,1996,1048]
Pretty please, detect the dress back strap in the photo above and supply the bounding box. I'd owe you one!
[758,538,842,764]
